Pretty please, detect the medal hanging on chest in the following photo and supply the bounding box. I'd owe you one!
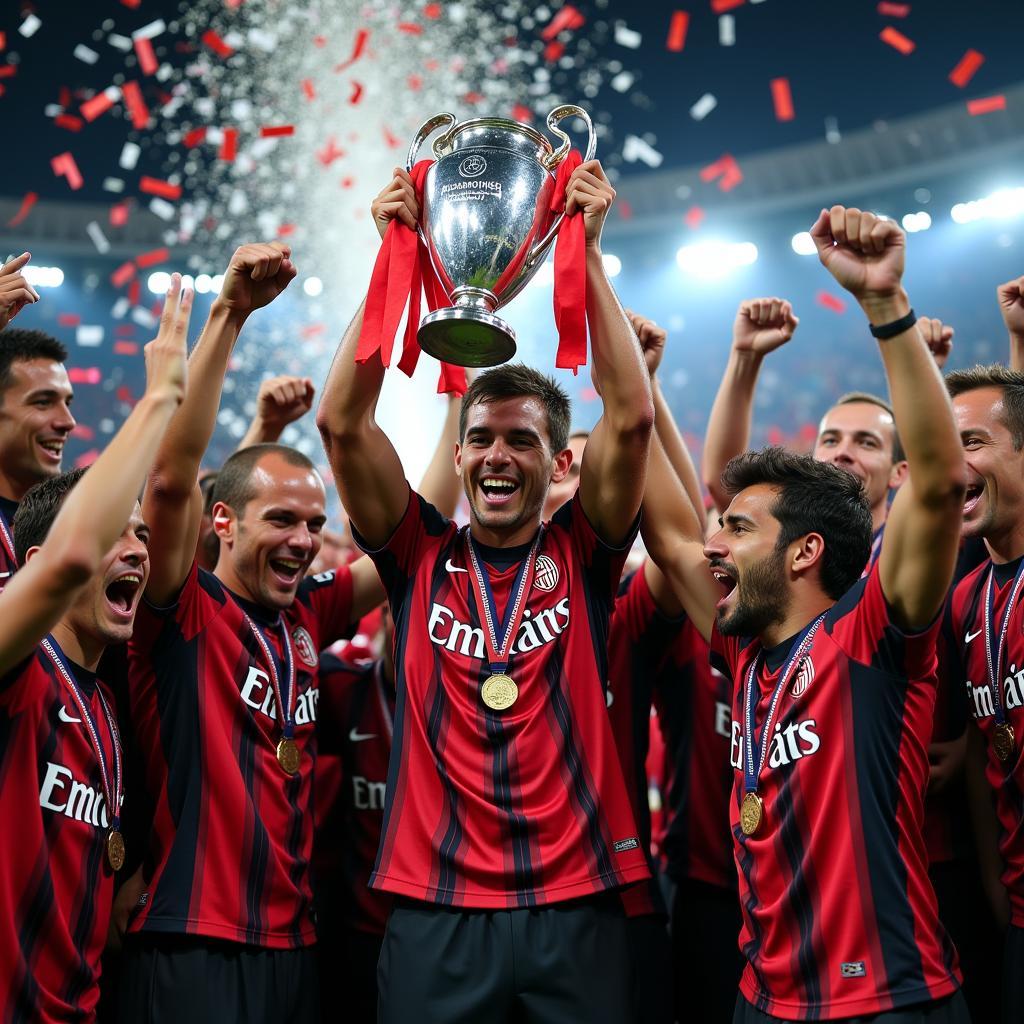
[41,637,125,870]
[464,528,544,712]
[739,614,826,837]
[243,614,300,775]
[983,562,1024,766]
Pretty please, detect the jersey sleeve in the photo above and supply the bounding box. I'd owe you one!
[295,562,356,649]
[826,560,940,679]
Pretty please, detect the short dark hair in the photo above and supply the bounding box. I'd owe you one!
[830,391,905,463]
[460,364,571,454]
[0,328,68,397]
[946,364,1024,451]
[211,444,317,516]
[12,467,87,566]
[721,447,872,600]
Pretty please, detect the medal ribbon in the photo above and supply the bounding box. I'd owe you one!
[549,150,588,375]
[354,158,467,397]
[41,636,122,832]
[243,615,297,741]
[465,528,543,675]
[982,560,1024,728]
[0,506,15,567]
[742,613,826,797]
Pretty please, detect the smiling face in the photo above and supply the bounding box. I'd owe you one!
[953,387,1024,545]
[213,451,327,610]
[814,402,904,517]
[703,483,792,637]
[0,359,75,498]
[456,396,571,544]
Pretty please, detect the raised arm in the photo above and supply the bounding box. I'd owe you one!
[144,242,296,604]
[999,276,1024,373]
[571,161,654,546]
[702,298,798,511]
[316,171,420,550]
[811,206,965,629]
[0,252,39,331]
[236,375,315,450]
[418,381,470,519]
[0,278,189,674]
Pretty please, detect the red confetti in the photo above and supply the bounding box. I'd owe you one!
[7,192,37,227]
[543,41,564,62]
[316,138,345,165]
[880,26,915,54]
[616,199,633,220]
[111,263,136,287]
[117,385,134,403]
[967,94,1006,116]
[260,124,295,137]
[349,81,364,104]
[0,32,5,49]
[202,29,234,59]
[277,223,296,236]
[54,114,83,132]
[72,424,95,440]
[75,450,101,469]
[301,78,316,100]
[68,368,102,385]
[382,127,402,148]
[119,0,141,7]
[109,200,131,227]
[711,0,744,11]
[423,2,442,17]
[113,341,139,355]
[684,205,705,229]
[135,247,170,269]
[876,1,909,15]
[407,74,422,91]
[183,126,207,147]
[140,177,181,200]
[128,279,142,306]
[81,89,116,122]
[816,291,847,314]
[57,313,81,327]
[122,81,149,130]
[335,28,369,71]
[313,35,327,47]
[51,152,84,191]
[949,49,985,89]
[770,77,795,121]
[0,66,16,79]
[134,36,158,75]
[511,103,534,122]
[700,153,743,191]
[541,5,585,41]
[666,11,689,52]
[398,22,423,35]
[219,128,238,161]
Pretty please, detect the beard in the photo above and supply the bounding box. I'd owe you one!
[717,544,789,638]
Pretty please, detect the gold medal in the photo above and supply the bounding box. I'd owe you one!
[107,829,126,872]
[276,737,300,775]
[740,792,763,837]
[993,722,1016,764]
[481,673,518,711]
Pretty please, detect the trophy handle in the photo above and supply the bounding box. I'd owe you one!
[406,112,458,172]
[526,105,597,267]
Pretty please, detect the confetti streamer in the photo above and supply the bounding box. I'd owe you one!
[19,14,41,38]
[967,94,1006,115]
[109,201,131,227]
[51,153,84,191]
[0,67,16,79]
[81,86,120,122]
[684,205,705,229]
[614,23,642,48]
[622,135,663,168]
[135,247,171,269]
[949,49,985,89]
[7,192,37,227]
[712,0,744,10]
[140,177,182,200]
[349,81,364,104]
[134,37,158,75]
[202,29,234,58]
[54,114,83,132]
[74,44,99,64]
[700,153,743,191]
[103,177,126,193]
[876,1,909,15]
[111,262,136,287]
[77,327,104,347]
[219,128,238,161]
[58,314,81,327]
[86,222,111,254]
[68,368,102,385]
[398,23,423,35]
[183,127,207,147]
[690,93,718,121]
[132,19,166,40]
[119,142,141,169]
[114,341,139,355]
[122,81,149,129]
[816,291,847,314]
[335,27,370,71]
[719,15,736,46]
[880,26,914,54]
[666,11,689,52]
[541,5,585,41]
[301,79,316,100]
[771,77,795,121]
[260,124,295,137]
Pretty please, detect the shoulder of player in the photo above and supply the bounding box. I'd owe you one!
[0,646,60,708]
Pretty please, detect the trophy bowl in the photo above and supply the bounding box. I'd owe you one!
[407,104,597,367]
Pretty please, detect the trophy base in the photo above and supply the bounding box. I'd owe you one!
[417,308,517,368]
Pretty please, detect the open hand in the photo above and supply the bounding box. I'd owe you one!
[0,252,39,330]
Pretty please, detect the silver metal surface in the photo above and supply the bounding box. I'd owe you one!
[406,104,596,367]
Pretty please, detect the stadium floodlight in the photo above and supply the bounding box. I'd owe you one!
[303,276,324,297]
[791,232,816,256]
[194,273,213,294]
[676,240,758,280]
[23,265,64,288]
[901,212,932,233]
[602,253,622,278]
[951,186,1024,225]
[147,271,171,294]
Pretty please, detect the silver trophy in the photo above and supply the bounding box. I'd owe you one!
[407,104,597,367]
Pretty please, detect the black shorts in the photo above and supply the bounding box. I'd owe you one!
[731,989,971,1024]
[377,892,630,1024]
[116,934,319,1024]
[1003,923,1024,1024]
[316,927,382,1024]
[626,913,672,1024]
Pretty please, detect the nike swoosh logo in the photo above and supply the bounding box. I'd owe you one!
[349,729,377,743]
[444,559,467,574]
[965,628,984,644]
[58,706,82,724]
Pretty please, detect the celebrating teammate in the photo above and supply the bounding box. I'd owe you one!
[0,275,190,1022]
[318,159,654,1022]
[642,206,969,1022]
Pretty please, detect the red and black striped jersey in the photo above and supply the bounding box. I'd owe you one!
[355,488,649,909]
[712,563,960,1020]
[607,566,682,918]
[126,560,354,948]
[316,654,394,937]
[0,496,18,594]
[0,644,119,1023]
[655,619,736,892]
[946,554,1024,925]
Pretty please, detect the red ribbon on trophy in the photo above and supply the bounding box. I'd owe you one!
[355,159,468,396]
[551,149,587,375]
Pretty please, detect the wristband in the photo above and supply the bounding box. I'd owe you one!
[869,308,916,340]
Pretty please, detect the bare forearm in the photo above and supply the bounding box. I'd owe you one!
[703,348,762,509]
[418,396,462,518]
[653,379,704,515]
[1011,332,1024,373]
[316,301,384,437]
[236,416,281,451]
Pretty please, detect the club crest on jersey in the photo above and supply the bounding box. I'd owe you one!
[790,656,815,698]
[533,555,559,593]
[291,626,318,668]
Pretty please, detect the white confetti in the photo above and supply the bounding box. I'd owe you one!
[610,71,634,93]
[108,33,133,52]
[825,116,841,144]
[690,93,718,121]
[76,326,104,347]
[119,142,141,170]
[247,29,278,52]
[19,14,41,38]
[132,308,159,329]
[719,15,736,46]
[155,64,172,82]
[622,134,663,168]
[44,104,62,117]
[132,19,166,40]
[74,44,99,64]
[103,177,126,193]
[149,198,176,221]
[614,23,642,49]
[86,222,111,254]
[110,298,130,320]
